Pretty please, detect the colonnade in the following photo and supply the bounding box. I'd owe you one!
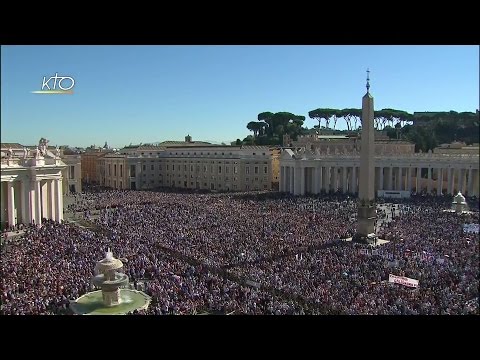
[280,164,479,197]
[0,178,64,228]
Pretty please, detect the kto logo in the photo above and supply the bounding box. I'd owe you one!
[32,73,75,94]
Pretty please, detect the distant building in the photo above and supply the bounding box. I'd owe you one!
[433,142,480,155]
[62,153,82,194]
[81,142,113,184]
[101,135,274,192]
[291,132,415,155]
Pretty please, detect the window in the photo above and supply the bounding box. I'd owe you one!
[225,167,229,174]
[264,166,268,174]
[184,165,187,171]
[246,166,250,174]
[120,165,123,177]
[254,166,259,174]
[151,164,154,171]
[143,165,146,171]
[114,164,117,176]
[130,165,136,178]
[204,166,207,172]
[218,166,222,174]
[172,165,175,171]
[108,164,111,176]
[69,165,75,179]
[253,153,256,155]
[159,165,162,171]
[167,165,169,170]
[191,165,194,171]
[234,167,238,174]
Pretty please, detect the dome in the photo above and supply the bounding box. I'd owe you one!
[453,192,466,204]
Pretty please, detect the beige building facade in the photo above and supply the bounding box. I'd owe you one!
[61,154,82,194]
[102,142,274,192]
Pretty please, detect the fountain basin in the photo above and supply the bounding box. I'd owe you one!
[70,289,151,315]
[92,273,129,289]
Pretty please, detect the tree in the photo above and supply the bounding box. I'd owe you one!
[242,135,255,145]
[308,108,337,129]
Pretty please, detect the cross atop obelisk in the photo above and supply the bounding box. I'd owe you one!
[366,68,370,93]
[354,68,377,243]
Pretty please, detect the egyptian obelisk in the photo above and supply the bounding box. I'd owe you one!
[355,69,376,242]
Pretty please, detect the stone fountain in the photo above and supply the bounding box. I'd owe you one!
[92,249,129,306]
[70,249,151,315]
[452,192,468,214]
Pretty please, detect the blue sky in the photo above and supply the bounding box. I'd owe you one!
[1,45,478,148]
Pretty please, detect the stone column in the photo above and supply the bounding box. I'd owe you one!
[416,167,422,192]
[467,168,473,196]
[322,166,327,192]
[317,166,323,193]
[55,179,63,223]
[427,167,432,194]
[322,166,328,192]
[332,166,338,192]
[20,180,27,224]
[397,167,402,191]
[300,166,305,195]
[290,166,294,194]
[350,166,356,194]
[453,168,460,193]
[28,181,36,225]
[386,167,392,190]
[7,182,16,226]
[459,169,466,194]
[379,167,384,191]
[407,167,412,192]
[279,166,283,192]
[473,169,479,197]
[41,180,49,220]
[294,166,301,195]
[448,168,454,195]
[342,167,347,193]
[48,180,55,220]
[35,181,42,225]
[437,168,443,195]
[313,167,319,194]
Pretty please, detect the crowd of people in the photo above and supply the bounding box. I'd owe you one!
[1,189,478,315]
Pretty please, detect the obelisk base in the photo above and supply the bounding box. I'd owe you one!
[354,204,376,244]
